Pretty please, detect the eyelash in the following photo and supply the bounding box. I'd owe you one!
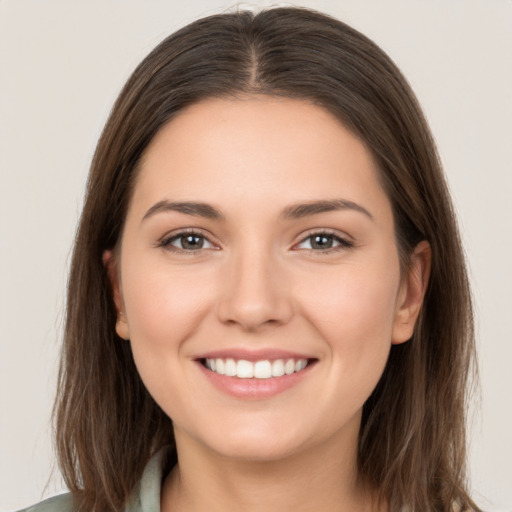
[157,228,354,256]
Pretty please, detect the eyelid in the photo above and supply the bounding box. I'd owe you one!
[157,227,220,254]
[157,227,354,255]
[292,228,354,254]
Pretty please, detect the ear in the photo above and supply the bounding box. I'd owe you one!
[102,250,130,340]
[392,240,431,345]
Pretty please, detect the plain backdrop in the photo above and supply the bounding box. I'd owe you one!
[1,1,511,511]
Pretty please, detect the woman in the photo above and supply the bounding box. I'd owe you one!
[22,7,479,512]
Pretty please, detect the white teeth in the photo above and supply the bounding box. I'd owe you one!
[215,358,225,375]
[204,357,309,379]
[225,358,236,377]
[271,359,285,377]
[284,359,295,375]
[254,360,272,379]
[295,359,307,372]
[236,360,254,378]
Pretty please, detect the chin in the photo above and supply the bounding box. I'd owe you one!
[214,438,302,462]
[195,421,315,463]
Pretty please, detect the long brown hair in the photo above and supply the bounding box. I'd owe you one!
[55,7,479,511]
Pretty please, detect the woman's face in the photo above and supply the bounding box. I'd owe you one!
[107,96,426,462]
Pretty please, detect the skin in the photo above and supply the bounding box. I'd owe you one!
[104,96,430,512]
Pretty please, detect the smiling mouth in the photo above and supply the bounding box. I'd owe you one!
[200,357,316,379]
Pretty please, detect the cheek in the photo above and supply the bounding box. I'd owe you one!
[120,262,214,375]
[298,259,400,342]
[119,263,219,422]
[295,257,400,397]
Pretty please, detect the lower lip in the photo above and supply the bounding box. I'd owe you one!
[196,360,316,400]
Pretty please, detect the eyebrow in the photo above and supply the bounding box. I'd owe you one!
[142,200,226,222]
[142,198,373,223]
[282,199,373,220]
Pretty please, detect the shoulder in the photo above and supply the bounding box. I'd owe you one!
[17,493,75,512]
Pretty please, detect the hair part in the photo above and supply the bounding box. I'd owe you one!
[55,7,479,511]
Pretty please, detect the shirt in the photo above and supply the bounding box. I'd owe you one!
[19,448,167,512]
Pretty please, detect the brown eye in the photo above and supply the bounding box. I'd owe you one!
[295,232,353,253]
[176,234,205,250]
[160,230,215,253]
[310,234,335,250]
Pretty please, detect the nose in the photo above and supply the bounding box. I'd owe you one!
[216,244,294,332]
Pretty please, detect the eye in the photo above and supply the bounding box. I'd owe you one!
[295,231,353,254]
[159,229,216,253]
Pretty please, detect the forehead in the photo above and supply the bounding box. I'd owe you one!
[130,95,391,224]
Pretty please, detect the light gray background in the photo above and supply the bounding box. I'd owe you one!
[1,1,511,511]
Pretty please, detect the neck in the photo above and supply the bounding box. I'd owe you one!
[161,421,385,512]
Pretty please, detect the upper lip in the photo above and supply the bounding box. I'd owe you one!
[194,348,316,362]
